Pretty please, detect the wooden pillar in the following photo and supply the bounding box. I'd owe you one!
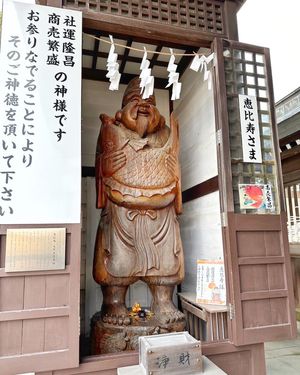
[224,0,239,41]
[46,0,63,8]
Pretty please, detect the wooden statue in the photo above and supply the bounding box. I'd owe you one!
[92,77,185,353]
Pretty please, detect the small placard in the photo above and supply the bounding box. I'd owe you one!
[196,260,226,305]
[5,228,66,272]
[139,332,202,375]
[238,183,274,210]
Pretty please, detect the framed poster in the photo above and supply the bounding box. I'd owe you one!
[238,183,274,210]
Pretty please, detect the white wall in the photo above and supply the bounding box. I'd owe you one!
[179,192,223,293]
[174,68,217,190]
[174,69,223,293]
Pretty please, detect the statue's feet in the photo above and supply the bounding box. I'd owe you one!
[102,313,131,326]
[152,300,185,325]
[101,304,131,326]
[101,285,131,326]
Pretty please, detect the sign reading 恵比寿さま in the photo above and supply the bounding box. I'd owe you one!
[239,94,262,164]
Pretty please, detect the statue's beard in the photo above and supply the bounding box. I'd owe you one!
[121,104,160,137]
[136,115,149,138]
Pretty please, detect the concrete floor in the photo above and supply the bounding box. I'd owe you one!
[265,322,300,374]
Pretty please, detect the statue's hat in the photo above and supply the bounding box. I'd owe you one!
[122,77,156,107]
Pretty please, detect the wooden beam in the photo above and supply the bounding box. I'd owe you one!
[82,68,167,89]
[149,45,163,68]
[83,27,199,51]
[182,176,219,203]
[178,47,195,78]
[279,130,300,147]
[281,144,300,161]
[92,31,101,70]
[82,49,169,68]
[81,13,216,48]
[119,39,133,74]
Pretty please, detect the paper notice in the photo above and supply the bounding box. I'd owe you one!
[5,228,66,272]
[196,259,226,305]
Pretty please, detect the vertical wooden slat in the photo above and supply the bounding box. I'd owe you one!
[45,317,69,351]
[24,276,46,309]
[0,321,23,356]
[22,319,45,354]
[0,277,24,311]
[46,274,69,307]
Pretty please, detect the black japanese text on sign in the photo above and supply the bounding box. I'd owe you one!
[238,94,262,163]
[0,1,82,224]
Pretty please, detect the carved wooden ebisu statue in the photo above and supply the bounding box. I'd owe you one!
[91,77,185,354]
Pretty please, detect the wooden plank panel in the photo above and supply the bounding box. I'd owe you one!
[270,298,290,325]
[0,321,22,356]
[223,211,295,344]
[22,318,45,354]
[0,223,80,373]
[242,300,272,329]
[44,317,69,351]
[24,276,46,309]
[233,230,283,259]
[267,264,286,290]
[0,276,24,311]
[46,274,69,307]
[239,265,268,293]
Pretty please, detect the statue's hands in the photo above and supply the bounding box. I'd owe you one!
[165,153,179,181]
[100,113,115,126]
[102,150,126,177]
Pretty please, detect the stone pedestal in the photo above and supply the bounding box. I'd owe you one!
[91,312,186,354]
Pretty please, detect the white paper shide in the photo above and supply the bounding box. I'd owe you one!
[139,48,154,99]
[166,49,181,101]
[239,94,262,163]
[0,0,82,223]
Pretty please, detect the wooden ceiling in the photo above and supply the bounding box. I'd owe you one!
[82,28,210,89]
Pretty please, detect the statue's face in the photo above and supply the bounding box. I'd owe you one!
[119,89,163,138]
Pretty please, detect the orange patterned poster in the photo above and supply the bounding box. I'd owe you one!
[196,260,226,305]
[238,183,274,210]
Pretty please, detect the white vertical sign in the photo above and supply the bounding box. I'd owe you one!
[239,94,262,163]
[196,260,226,305]
[0,0,82,223]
